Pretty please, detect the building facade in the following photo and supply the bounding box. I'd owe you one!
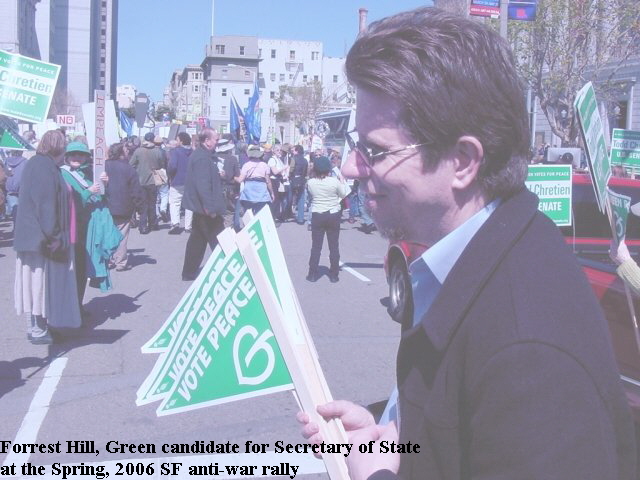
[171,34,350,142]
[0,0,42,58]
[116,84,136,109]
[30,0,118,118]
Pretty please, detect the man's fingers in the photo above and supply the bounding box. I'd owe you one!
[296,411,309,425]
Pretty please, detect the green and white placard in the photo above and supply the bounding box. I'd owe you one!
[611,128,640,174]
[607,188,632,245]
[526,165,573,226]
[0,50,60,123]
[574,82,611,212]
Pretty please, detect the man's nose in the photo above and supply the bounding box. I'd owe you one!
[341,150,369,179]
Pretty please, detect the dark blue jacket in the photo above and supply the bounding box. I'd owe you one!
[379,188,636,480]
[167,146,191,187]
[105,158,144,218]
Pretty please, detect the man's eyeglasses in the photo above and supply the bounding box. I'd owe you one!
[344,130,429,167]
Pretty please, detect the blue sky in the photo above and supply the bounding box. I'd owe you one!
[117,0,433,102]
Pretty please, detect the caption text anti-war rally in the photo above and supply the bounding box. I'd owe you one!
[0,440,419,478]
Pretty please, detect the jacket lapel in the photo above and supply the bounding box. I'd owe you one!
[410,188,541,351]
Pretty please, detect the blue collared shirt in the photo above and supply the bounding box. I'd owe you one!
[379,199,500,426]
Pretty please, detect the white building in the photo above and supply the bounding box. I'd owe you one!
[116,84,136,109]
[195,35,350,143]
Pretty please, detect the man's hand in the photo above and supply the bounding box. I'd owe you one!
[348,421,400,480]
[297,401,400,480]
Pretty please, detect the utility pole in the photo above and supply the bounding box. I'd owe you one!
[499,0,508,39]
[211,0,215,37]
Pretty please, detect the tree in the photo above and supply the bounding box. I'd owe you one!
[275,81,327,131]
[49,86,80,119]
[153,104,175,122]
[510,0,640,146]
[433,0,470,16]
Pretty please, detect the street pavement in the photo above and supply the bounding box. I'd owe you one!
[0,213,400,479]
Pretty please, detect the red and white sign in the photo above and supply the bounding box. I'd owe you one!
[56,114,75,127]
[94,90,106,195]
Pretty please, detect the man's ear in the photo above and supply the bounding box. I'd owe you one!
[451,136,483,191]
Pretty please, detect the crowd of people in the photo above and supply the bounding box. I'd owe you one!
[0,123,374,343]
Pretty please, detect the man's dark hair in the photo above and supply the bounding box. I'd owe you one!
[177,131,191,146]
[293,145,304,155]
[197,128,217,145]
[346,7,529,199]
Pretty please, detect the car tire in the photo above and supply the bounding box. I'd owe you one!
[388,257,413,325]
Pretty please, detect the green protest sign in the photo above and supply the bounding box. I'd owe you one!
[0,50,60,123]
[155,248,292,416]
[574,82,611,212]
[608,188,631,245]
[611,129,640,174]
[140,248,225,353]
[525,165,573,226]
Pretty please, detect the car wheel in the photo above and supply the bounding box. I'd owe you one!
[388,257,413,325]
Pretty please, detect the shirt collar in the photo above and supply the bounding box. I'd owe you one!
[410,199,501,285]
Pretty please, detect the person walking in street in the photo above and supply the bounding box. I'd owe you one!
[297,7,636,480]
[181,128,226,281]
[129,132,164,234]
[105,142,144,271]
[153,136,170,223]
[216,138,241,217]
[13,130,81,344]
[305,156,349,283]
[237,145,274,216]
[167,131,193,234]
[290,145,308,225]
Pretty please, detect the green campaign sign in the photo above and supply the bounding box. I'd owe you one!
[575,82,611,212]
[526,165,573,226]
[137,209,294,416]
[0,50,60,123]
[608,188,631,245]
[611,128,640,173]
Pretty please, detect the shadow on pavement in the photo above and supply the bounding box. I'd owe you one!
[0,357,48,399]
[342,262,383,269]
[128,254,157,267]
[84,290,147,327]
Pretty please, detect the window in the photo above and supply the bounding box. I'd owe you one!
[270,91,276,99]
[193,85,199,92]
[333,75,338,83]
[215,44,225,54]
[245,70,250,77]
[221,69,228,79]
[258,72,264,79]
[271,49,276,59]
[289,74,293,80]
[239,46,245,55]
[244,89,250,95]
[279,74,285,82]
[221,88,227,97]
[221,106,227,115]
[303,75,308,82]
[314,75,319,82]
[333,93,338,101]
[259,48,262,57]
[289,50,296,60]
[270,73,276,81]
[311,51,319,60]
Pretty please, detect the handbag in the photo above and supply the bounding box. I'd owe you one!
[152,168,168,186]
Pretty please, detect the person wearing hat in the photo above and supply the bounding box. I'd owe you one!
[305,155,350,283]
[129,131,165,233]
[61,141,114,312]
[237,145,274,218]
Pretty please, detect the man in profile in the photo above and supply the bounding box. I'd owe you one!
[299,7,636,480]
[181,128,225,281]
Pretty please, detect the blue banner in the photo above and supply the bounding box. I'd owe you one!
[244,80,261,144]
[230,95,246,141]
[119,110,133,137]
[508,1,537,20]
